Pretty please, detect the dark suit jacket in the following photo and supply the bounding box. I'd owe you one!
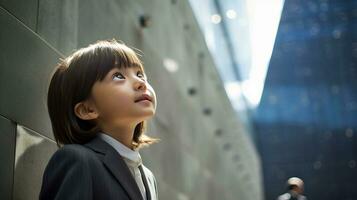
[39,137,158,200]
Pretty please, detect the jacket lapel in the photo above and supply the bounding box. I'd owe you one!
[85,137,144,200]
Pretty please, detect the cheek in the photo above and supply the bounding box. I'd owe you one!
[92,85,131,114]
[97,95,132,119]
[104,92,131,109]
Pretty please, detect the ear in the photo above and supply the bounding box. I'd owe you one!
[74,100,99,120]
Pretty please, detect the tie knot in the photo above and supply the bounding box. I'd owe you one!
[123,157,142,169]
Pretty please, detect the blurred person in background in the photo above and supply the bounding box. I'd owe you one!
[277,177,307,200]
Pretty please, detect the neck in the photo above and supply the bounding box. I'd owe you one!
[100,122,137,150]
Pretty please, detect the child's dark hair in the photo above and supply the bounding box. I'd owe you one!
[47,39,157,148]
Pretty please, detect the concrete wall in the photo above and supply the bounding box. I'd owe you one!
[0,0,263,199]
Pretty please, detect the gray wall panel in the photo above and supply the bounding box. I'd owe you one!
[0,116,16,200]
[77,0,141,48]
[13,125,57,200]
[0,7,60,139]
[37,0,79,55]
[0,0,38,30]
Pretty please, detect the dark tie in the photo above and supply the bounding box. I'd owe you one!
[138,165,151,200]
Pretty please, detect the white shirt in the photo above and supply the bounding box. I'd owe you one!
[99,133,147,200]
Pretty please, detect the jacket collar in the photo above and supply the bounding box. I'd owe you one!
[84,136,144,200]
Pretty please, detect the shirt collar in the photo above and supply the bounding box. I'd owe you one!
[99,133,142,164]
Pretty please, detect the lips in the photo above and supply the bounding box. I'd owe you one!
[135,94,153,103]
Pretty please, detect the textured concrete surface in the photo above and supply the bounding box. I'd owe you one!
[0,0,38,30]
[13,126,57,200]
[0,6,58,139]
[0,116,16,200]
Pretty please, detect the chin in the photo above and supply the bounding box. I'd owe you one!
[139,111,155,121]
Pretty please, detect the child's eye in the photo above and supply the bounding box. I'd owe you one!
[137,71,145,79]
[113,72,125,80]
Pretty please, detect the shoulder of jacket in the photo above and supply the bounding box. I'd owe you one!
[51,144,99,164]
[58,144,91,154]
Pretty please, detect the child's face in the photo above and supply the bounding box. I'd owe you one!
[89,66,156,128]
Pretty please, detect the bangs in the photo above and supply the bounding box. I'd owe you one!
[82,40,144,82]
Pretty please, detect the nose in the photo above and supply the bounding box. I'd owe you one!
[133,78,147,91]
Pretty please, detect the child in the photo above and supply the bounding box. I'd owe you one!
[40,39,159,200]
